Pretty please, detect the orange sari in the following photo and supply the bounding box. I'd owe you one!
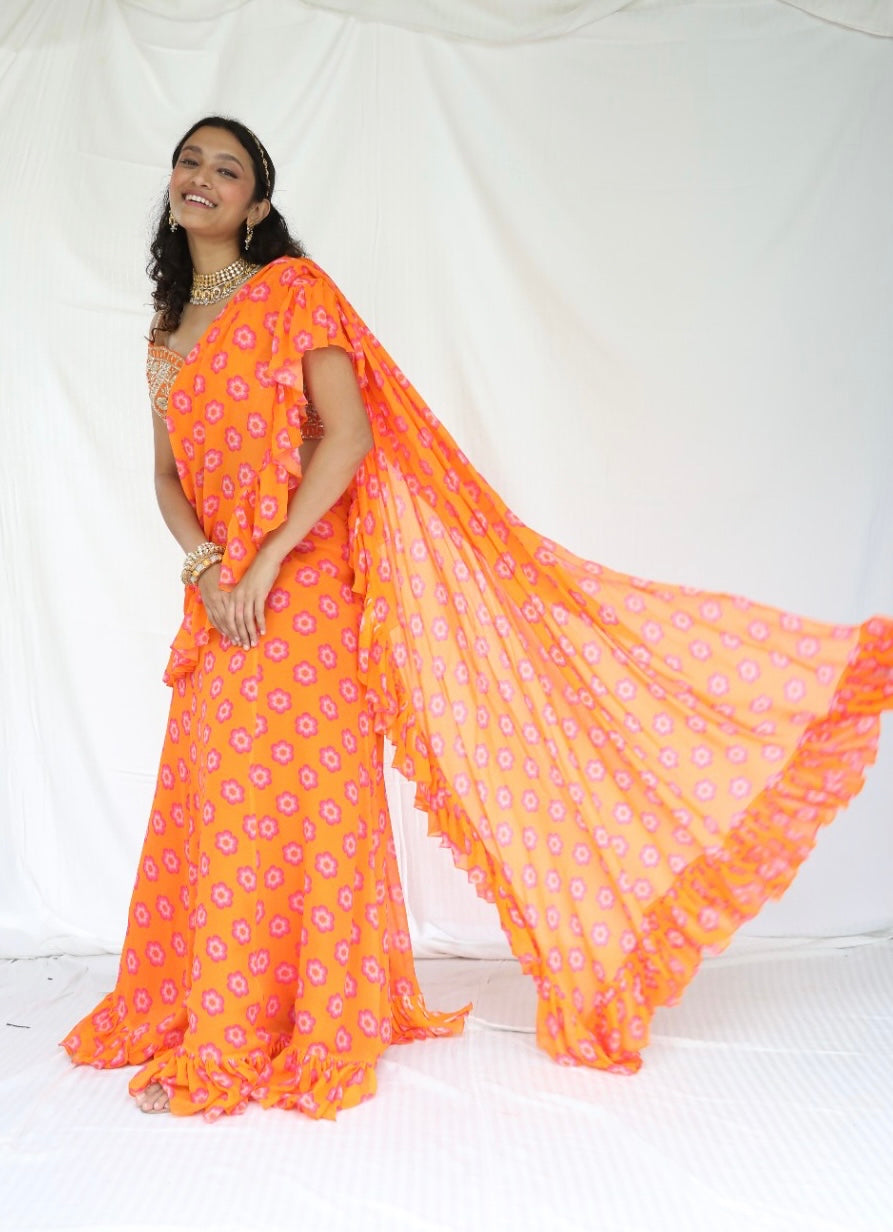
[63,257,893,1115]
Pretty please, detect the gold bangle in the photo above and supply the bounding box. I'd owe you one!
[181,541,222,585]
[187,552,223,587]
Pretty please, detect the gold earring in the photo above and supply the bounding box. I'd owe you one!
[168,207,178,232]
[244,220,254,250]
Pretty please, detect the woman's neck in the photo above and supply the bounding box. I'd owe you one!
[187,237,244,274]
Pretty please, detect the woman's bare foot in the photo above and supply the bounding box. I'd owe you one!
[134,1082,170,1114]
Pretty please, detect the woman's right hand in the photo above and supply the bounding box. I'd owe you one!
[196,563,241,645]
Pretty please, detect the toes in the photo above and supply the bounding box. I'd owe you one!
[135,1082,171,1114]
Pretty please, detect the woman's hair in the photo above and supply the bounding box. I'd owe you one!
[148,115,306,335]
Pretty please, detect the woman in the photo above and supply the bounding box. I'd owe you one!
[62,116,893,1119]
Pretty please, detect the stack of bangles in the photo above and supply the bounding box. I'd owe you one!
[181,541,224,586]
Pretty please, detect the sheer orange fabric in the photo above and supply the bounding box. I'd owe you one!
[63,257,893,1114]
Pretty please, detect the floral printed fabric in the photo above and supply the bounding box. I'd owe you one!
[63,258,893,1114]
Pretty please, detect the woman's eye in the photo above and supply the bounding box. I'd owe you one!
[179,157,197,166]
[218,168,236,178]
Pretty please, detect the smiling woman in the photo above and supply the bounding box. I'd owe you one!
[60,115,893,1122]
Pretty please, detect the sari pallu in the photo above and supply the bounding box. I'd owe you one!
[63,256,893,1114]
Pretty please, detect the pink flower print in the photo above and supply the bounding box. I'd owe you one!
[267,913,290,939]
[236,866,258,892]
[227,971,249,998]
[689,640,712,662]
[215,830,239,857]
[797,636,820,659]
[495,822,514,846]
[315,853,338,878]
[274,962,298,985]
[133,988,153,1014]
[334,940,350,966]
[318,746,341,773]
[293,613,317,640]
[248,765,273,789]
[691,745,713,768]
[341,832,357,858]
[228,727,253,756]
[233,324,257,350]
[671,611,693,632]
[761,744,785,762]
[143,856,159,882]
[263,638,289,664]
[146,941,166,967]
[247,413,269,440]
[201,989,225,1016]
[616,678,637,701]
[544,870,562,894]
[297,767,318,793]
[784,678,807,703]
[231,918,251,945]
[699,600,722,622]
[707,674,730,697]
[522,865,538,888]
[216,699,234,724]
[303,819,316,842]
[220,779,245,805]
[358,1010,379,1038]
[133,902,151,928]
[641,621,664,644]
[155,895,174,921]
[266,689,292,715]
[612,803,633,825]
[361,956,383,985]
[275,791,299,817]
[281,842,303,866]
[572,843,591,866]
[264,867,285,891]
[160,978,178,1005]
[210,882,234,909]
[737,659,761,684]
[591,922,611,946]
[694,779,716,802]
[248,948,270,976]
[293,663,317,687]
[320,800,342,825]
[750,694,772,714]
[205,934,228,962]
[226,375,250,400]
[224,426,243,453]
[256,815,278,841]
[224,1024,248,1049]
[306,959,328,987]
[658,747,678,769]
[312,906,335,933]
[521,790,540,812]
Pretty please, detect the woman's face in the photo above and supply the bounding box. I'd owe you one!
[168,125,268,241]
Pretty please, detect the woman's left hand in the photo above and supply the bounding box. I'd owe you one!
[228,549,281,648]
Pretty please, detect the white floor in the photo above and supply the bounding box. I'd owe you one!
[1,936,891,1232]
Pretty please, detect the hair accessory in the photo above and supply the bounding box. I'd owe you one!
[168,206,178,232]
[181,541,224,586]
[243,128,271,197]
[244,220,254,250]
[189,257,260,306]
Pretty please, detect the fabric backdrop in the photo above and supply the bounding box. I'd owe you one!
[1,0,891,960]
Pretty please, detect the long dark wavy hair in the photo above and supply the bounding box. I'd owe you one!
[148,115,306,335]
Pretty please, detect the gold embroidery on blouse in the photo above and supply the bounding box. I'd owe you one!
[146,344,184,421]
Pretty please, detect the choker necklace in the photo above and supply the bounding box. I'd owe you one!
[190,257,260,306]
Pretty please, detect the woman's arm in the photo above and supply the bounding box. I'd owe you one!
[153,412,243,644]
[227,345,373,648]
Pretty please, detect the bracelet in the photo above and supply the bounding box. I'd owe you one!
[187,552,223,586]
[181,541,223,586]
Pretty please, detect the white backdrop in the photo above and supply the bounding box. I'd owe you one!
[1,0,891,960]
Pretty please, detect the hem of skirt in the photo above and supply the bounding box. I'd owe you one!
[62,992,469,1120]
[372,614,893,1074]
[128,1043,376,1121]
